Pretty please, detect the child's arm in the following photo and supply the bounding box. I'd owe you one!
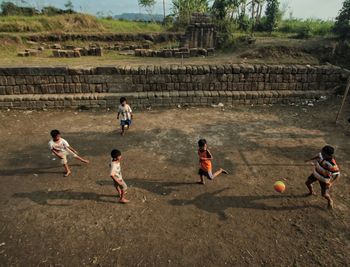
[305,154,319,163]
[129,106,133,119]
[330,174,340,186]
[51,149,63,159]
[117,112,120,120]
[198,150,213,161]
[110,174,124,186]
[67,146,78,154]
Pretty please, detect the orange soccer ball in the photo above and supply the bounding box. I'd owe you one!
[274,181,286,193]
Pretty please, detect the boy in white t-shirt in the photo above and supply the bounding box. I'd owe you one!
[49,129,89,177]
[110,149,129,203]
[117,97,133,136]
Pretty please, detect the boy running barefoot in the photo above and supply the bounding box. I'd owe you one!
[305,145,340,209]
[110,149,129,203]
[117,97,133,136]
[49,129,89,177]
[197,139,228,184]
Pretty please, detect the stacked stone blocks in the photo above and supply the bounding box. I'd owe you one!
[0,64,345,109]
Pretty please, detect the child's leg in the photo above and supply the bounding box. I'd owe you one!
[197,169,205,184]
[305,174,317,195]
[321,182,333,209]
[118,180,129,203]
[116,186,122,197]
[61,153,71,177]
[212,168,229,179]
[63,163,71,177]
[74,154,89,164]
[121,125,125,135]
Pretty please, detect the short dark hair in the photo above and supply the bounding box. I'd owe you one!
[111,149,121,159]
[322,145,335,156]
[198,139,207,148]
[120,97,127,104]
[50,129,60,138]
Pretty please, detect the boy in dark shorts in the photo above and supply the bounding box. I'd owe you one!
[117,97,133,136]
[197,139,228,184]
[110,149,129,203]
[305,145,340,209]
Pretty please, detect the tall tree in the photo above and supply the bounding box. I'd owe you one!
[333,0,350,39]
[172,0,209,25]
[64,0,74,11]
[264,0,279,33]
[138,0,156,20]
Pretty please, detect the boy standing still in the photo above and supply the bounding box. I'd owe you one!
[305,145,340,209]
[110,149,129,203]
[49,129,89,177]
[117,97,133,136]
[197,139,228,184]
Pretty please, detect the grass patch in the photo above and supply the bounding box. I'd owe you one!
[98,18,165,33]
[0,14,166,33]
[278,19,334,37]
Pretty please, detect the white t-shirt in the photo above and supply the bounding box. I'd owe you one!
[110,161,123,179]
[49,138,69,152]
[118,104,132,121]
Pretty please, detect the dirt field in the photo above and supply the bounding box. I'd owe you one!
[0,98,349,266]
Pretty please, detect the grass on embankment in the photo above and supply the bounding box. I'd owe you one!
[0,14,165,33]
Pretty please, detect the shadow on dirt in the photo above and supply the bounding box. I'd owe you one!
[13,190,117,206]
[96,178,198,195]
[169,188,324,220]
[0,164,81,177]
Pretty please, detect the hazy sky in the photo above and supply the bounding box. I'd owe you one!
[16,0,345,20]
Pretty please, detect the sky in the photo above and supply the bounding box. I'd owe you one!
[7,0,345,20]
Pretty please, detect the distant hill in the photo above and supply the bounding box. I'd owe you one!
[114,13,164,22]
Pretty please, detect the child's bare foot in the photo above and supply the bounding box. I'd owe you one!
[64,171,71,177]
[327,200,334,210]
[305,192,316,197]
[197,181,205,185]
[221,169,229,174]
[121,131,125,136]
[119,198,130,203]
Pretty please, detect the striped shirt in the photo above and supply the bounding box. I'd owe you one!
[313,153,340,183]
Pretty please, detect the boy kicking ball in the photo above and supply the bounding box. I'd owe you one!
[197,139,228,184]
[110,149,129,203]
[117,97,133,136]
[49,129,89,177]
[305,145,340,209]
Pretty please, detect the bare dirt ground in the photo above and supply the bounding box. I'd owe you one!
[0,98,349,266]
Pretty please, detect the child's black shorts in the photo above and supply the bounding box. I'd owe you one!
[306,174,330,195]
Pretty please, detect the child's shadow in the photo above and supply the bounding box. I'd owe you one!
[169,188,324,220]
[96,178,197,195]
[13,190,117,206]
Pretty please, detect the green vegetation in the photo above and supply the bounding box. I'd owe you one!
[0,14,165,33]
[279,19,334,37]
[333,0,350,39]
[99,18,165,33]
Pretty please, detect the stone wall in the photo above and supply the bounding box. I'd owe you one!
[27,33,183,43]
[181,13,216,49]
[0,64,346,110]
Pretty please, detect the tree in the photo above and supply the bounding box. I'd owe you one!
[172,0,209,26]
[264,0,279,33]
[64,0,74,11]
[333,0,350,39]
[138,0,156,20]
